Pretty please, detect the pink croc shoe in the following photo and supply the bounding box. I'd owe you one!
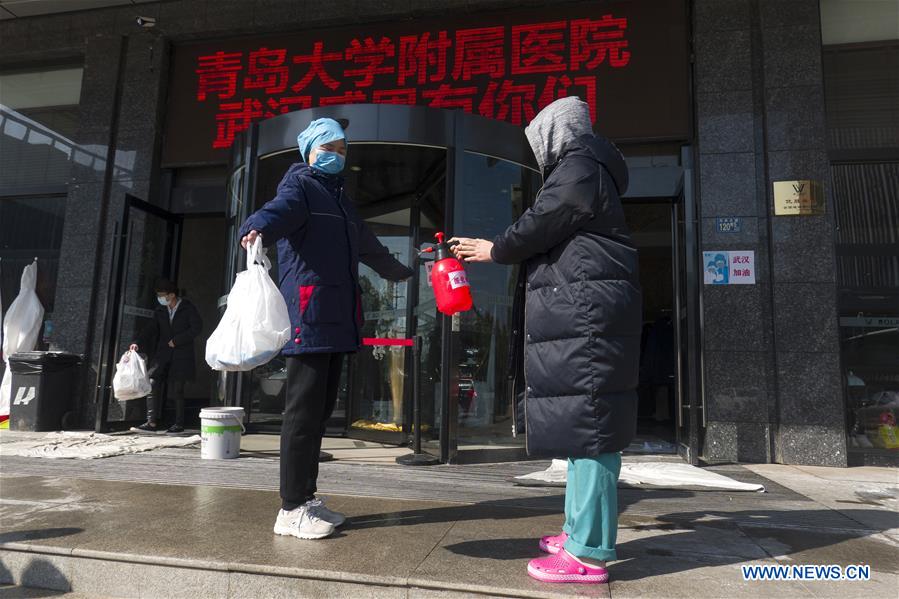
[527,549,609,584]
[538,531,568,554]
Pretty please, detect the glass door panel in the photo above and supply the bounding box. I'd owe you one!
[344,144,446,445]
[451,152,540,449]
[96,196,181,431]
[238,143,447,443]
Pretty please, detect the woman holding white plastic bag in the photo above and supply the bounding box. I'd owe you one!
[238,118,412,540]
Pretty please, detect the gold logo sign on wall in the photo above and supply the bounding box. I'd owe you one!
[773,180,824,215]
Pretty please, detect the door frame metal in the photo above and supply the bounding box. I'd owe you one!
[676,145,703,464]
[94,194,182,432]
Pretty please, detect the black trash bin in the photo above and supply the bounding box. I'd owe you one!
[8,351,82,432]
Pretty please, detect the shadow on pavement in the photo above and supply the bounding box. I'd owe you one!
[0,557,71,597]
[347,489,696,529]
[0,529,82,545]
[347,488,898,583]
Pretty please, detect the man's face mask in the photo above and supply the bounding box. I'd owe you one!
[157,295,169,306]
[312,150,346,174]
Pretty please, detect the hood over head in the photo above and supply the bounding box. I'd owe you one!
[524,97,593,170]
[579,134,629,197]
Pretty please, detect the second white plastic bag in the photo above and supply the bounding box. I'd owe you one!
[112,349,152,400]
[1,259,45,419]
[205,238,291,371]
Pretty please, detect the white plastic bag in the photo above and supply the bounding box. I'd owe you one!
[205,238,291,371]
[112,350,152,400]
[1,259,45,418]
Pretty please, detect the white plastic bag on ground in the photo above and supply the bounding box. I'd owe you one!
[205,238,291,371]
[112,350,152,400]
[1,259,45,419]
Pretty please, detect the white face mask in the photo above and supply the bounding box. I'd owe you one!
[157,296,169,306]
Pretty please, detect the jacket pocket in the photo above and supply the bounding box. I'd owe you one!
[301,284,344,324]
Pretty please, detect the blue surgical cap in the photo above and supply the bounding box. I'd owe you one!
[297,118,347,163]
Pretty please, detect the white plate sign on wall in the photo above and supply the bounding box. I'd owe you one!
[703,251,756,285]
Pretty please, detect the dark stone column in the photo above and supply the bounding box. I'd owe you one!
[694,0,775,463]
[694,0,845,466]
[758,0,845,466]
[53,30,170,428]
[52,34,126,427]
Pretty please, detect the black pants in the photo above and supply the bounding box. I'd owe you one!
[146,362,186,427]
[281,352,344,510]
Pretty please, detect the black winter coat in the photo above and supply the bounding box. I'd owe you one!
[492,134,642,458]
[136,299,203,381]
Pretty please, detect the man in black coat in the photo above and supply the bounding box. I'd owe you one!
[129,279,203,434]
[452,97,641,585]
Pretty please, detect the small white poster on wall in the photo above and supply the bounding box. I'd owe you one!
[703,251,756,285]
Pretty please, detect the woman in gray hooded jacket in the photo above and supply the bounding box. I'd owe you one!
[452,97,641,584]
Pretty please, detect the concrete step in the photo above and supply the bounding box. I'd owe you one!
[0,583,105,598]
[0,544,564,599]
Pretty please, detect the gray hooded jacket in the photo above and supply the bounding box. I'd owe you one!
[492,97,642,458]
[524,96,594,171]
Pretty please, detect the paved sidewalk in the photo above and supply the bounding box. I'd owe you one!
[1,441,897,598]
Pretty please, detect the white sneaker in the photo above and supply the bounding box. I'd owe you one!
[273,506,336,539]
[306,497,346,527]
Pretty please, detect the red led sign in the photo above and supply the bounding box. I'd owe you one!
[163,0,689,165]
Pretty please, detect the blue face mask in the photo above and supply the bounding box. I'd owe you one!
[157,296,169,306]
[311,150,345,174]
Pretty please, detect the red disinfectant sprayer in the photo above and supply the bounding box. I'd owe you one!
[421,232,473,316]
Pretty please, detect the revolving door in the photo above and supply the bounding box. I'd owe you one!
[223,104,540,463]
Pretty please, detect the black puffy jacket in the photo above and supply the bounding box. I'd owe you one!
[492,133,642,458]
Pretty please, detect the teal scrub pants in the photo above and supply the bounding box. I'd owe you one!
[562,452,622,562]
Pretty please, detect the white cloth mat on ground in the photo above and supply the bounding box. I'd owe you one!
[0,431,200,459]
[513,459,765,492]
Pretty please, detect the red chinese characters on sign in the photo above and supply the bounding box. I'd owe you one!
[571,15,631,70]
[292,41,343,92]
[398,32,451,85]
[479,80,537,125]
[344,37,396,87]
[214,98,263,148]
[264,96,312,117]
[452,26,505,81]
[196,51,243,101]
[511,21,567,74]
[244,47,289,95]
[319,90,368,106]
[373,88,417,105]
[195,16,632,150]
[423,84,479,112]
